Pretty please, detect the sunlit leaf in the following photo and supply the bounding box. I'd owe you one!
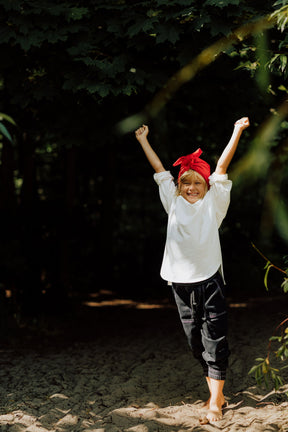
[282,278,288,293]
[264,264,273,291]
[0,113,16,126]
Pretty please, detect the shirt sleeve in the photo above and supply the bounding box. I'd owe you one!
[208,172,232,227]
[153,171,177,214]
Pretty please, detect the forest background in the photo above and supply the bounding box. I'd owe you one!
[0,0,287,332]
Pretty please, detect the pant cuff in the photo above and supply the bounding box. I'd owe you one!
[208,367,226,380]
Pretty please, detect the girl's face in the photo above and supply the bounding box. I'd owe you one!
[179,172,207,204]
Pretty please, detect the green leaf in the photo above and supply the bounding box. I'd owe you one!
[271,4,288,32]
[248,365,258,374]
[66,7,89,22]
[0,113,16,126]
[0,122,13,143]
[269,335,281,341]
[280,55,287,72]
[281,364,288,370]
[262,361,268,374]
[156,25,179,44]
[127,19,155,38]
[282,278,288,293]
[264,264,273,291]
[273,1,286,6]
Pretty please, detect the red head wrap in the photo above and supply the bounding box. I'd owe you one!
[173,148,211,186]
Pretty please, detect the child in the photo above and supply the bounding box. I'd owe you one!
[135,117,249,423]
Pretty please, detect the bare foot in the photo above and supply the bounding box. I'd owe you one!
[206,405,223,422]
[199,398,226,423]
[201,377,226,423]
[198,396,226,411]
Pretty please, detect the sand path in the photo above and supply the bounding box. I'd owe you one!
[0,295,287,432]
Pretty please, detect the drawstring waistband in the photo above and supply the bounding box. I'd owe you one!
[191,290,196,306]
[172,271,221,287]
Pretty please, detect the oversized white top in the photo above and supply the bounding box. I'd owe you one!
[153,171,232,283]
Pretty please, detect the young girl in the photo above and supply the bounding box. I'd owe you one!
[135,117,249,423]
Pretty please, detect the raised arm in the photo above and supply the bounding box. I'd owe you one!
[135,125,165,173]
[215,117,250,175]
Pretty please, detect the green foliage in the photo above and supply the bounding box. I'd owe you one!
[229,2,288,89]
[249,326,288,392]
[264,261,274,291]
[281,277,288,293]
[0,112,16,145]
[0,0,284,106]
[0,0,287,319]
[268,54,288,78]
[266,3,288,78]
[281,257,288,293]
[271,3,288,32]
[248,357,284,391]
[271,329,288,361]
[0,122,12,143]
[250,246,288,393]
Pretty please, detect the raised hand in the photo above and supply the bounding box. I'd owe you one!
[234,117,250,131]
[134,124,165,173]
[135,125,149,143]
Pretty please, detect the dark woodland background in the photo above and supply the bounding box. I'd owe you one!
[0,0,287,337]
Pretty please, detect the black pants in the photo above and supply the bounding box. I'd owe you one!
[172,272,230,380]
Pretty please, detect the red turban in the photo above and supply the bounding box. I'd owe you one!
[173,148,211,186]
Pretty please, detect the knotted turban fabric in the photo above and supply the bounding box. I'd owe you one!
[173,148,211,187]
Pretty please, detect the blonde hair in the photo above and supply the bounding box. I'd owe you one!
[176,169,208,196]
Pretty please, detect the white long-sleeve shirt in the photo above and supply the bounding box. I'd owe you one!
[153,171,232,283]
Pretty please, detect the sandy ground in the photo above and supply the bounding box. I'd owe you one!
[0,293,288,432]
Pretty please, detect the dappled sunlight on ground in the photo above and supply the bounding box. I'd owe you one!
[81,289,282,311]
[0,295,287,431]
[82,289,175,309]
